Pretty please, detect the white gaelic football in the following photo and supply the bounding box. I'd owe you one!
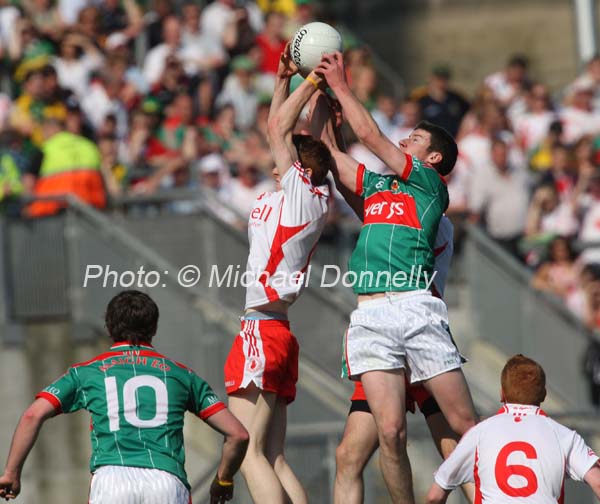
[291,22,343,76]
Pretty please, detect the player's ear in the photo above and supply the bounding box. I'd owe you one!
[304,167,313,178]
[426,151,442,165]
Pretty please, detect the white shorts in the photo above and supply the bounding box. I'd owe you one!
[342,290,464,383]
[89,465,190,504]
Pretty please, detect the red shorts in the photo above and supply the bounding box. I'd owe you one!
[350,379,432,414]
[224,319,299,404]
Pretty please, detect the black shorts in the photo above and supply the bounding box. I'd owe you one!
[348,396,441,418]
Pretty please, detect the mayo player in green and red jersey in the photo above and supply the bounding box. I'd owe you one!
[0,291,249,504]
[316,54,477,504]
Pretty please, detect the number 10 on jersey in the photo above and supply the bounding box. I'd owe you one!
[104,375,169,431]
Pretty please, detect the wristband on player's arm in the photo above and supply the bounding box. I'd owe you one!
[214,475,234,487]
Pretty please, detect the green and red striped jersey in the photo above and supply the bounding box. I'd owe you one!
[348,154,449,294]
[36,342,225,489]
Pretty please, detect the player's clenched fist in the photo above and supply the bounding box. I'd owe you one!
[0,472,20,500]
[209,475,234,504]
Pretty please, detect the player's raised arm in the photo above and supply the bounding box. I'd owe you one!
[318,97,364,218]
[315,52,408,178]
[268,42,296,125]
[267,66,324,178]
[205,408,249,503]
[0,398,57,500]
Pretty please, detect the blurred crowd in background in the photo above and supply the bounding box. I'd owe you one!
[1,0,600,330]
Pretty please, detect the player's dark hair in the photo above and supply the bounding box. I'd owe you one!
[501,354,546,406]
[105,290,159,345]
[415,120,457,176]
[292,134,333,186]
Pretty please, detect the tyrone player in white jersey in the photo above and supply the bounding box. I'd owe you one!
[427,354,600,503]
[223,46,334,504]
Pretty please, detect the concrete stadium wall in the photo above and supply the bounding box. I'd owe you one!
[340,0,581,95]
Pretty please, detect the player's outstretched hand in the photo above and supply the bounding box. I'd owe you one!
[0,472,20,501]
[209,475,234,504]
[315,52,346,89]
[277,42,299,79]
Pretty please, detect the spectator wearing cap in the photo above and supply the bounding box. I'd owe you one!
[469,137,530,256]
[559,82,600,145]
[216,55,260,130]
[10,19,55,82]
[411,65,469,137]
[24,117,106,217]
[197,153,232,196]
[105,32,149,96]
[53,31,103,98]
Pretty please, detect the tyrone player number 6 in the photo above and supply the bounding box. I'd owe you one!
[494,441,539,497]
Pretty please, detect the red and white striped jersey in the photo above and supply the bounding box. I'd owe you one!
[432,216,453,298]
[434,403,599,503]
[245,161,329,309]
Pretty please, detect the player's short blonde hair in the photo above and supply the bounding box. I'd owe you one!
[501,354,546,406]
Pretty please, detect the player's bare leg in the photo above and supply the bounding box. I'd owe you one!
[266,397,307,504]
[423,369,477,436]
[228,385,287,504]
[334,410,378,504]
[426,412,475,503]
[361,369,415,504]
